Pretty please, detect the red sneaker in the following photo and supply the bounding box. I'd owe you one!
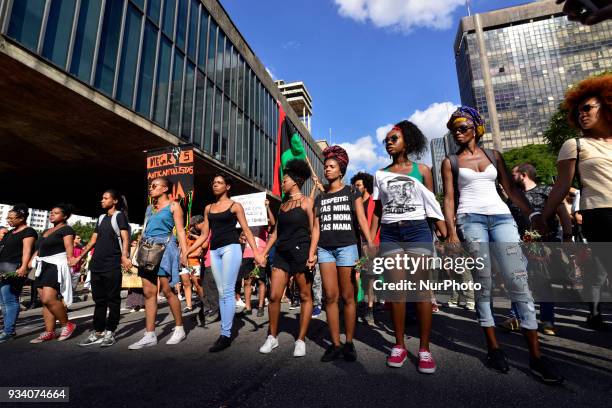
[418,348,437,374]
[386,345,408,368]
[30,331,56,344]
[432,302,439,313]
[58,322,77,341]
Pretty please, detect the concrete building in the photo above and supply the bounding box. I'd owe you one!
[430,138,446,195]
[0,203,51,232]
[454,0,612,151]
[0,0,323,221]
[275,80,313,132]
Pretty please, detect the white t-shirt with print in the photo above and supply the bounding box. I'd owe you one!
[373,170,427,224]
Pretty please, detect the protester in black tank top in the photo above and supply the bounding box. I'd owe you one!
[258,160,315,357]
[0,204,37,343]
[188,174,265,352]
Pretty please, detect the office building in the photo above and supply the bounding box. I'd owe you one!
[275,80,313,131]
[454,0,612,150]
[0,0,323,220]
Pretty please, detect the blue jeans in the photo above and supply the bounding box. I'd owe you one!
[317,244,359,267]
[0,280,23,335]
[510,302,554,324]
[456,213,537,330]
[379,219,434,255]
[210,243,242,337]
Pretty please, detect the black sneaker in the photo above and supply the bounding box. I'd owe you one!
[321,344,343,362]
[364,307,374,325]
[196,307,207,326]
[209,335,232,352]
[243,308,253,316]
[487,348,510,373]
[257,307,265,317]
[290,299,300,310]
[586,314,608,331]
[530,356,564,385]
[342,342,357,362]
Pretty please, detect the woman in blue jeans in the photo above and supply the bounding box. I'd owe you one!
[0,204,37,343]
[189,174,265,352]
[441,106,563,384]
[308,146,374,362]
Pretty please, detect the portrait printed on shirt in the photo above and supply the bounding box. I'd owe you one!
[384,176,418,214]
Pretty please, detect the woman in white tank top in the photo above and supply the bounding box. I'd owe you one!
[441,106,563,384]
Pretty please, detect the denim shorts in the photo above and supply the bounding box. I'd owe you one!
[379,219,433,256]
[317,244,359,267]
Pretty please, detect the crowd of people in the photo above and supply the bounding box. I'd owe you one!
[0,74,610,386]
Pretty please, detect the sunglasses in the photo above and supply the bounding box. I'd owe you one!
[384,135,400,145]
[578,103,600,114]
[452,125,473,134]
[149,183,163,190]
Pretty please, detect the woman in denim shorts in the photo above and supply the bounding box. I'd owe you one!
[442,106,563,384]
[308,146,375,363]
[370,120,447,374]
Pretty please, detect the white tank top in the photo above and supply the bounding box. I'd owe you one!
[456,164,510,215]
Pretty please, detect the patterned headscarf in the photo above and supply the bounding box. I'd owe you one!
[323,145,349,175]
[446,105,486,137]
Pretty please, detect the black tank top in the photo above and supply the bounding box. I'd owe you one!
[208,203,240,250]
[276,202,310,251]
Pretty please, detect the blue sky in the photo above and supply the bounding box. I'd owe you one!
[221,0,532,174]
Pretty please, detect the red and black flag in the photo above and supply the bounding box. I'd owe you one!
[272,101,306,196]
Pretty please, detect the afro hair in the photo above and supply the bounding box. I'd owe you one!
[284,159,311,188]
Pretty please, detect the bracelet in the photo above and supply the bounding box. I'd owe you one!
[528,211,541,221]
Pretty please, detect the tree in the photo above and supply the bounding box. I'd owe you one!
[543,106,579,154]
[502,144,557,185]
[71,221,96,242]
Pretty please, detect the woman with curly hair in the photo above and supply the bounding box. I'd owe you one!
[539,73,612,331]
[441,107,563,384]
[370,120,447,374]
[259,159,315,357]
[308,146,375,362]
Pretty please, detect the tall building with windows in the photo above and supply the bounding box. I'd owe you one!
[430,137,446,195]
[0,0,323,220]
[454,0,612,151]
[275,80,313,131]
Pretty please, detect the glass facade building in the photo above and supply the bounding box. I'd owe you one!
[455,2,612,150]
[1,0,322,194]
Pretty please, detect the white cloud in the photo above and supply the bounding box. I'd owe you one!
[282,41,301,50]
[375,123,393,143]
[408,101,458,143]
[339,135,389,176]
[265,67,276,80]
[334,0,465,32]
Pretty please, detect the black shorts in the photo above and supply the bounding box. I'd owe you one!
[34,262,60,292]
[272,243,309,275]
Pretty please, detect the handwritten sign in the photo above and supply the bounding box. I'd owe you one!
[232,192,267,227]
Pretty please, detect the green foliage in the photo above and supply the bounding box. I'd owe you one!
[543,106,579,154]
[502,144,557,185]
[71,221,96,242]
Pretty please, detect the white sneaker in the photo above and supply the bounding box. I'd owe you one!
[166,326,186,345]
[128,332,157,350]
[465,301,476,311]
[259,335,278,354]
[178,294,185,301]
[293,339,306,357]
[236,298,246,308]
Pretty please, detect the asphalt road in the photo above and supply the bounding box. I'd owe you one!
[0,294,610,408]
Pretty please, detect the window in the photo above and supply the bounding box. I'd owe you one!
[147,0,161,24]
[231,47,238,102]
[162,0,175,38]
[116,4,142,107]
[153,37,172,125]
[42,0,76,68]
[94,0,124,96]
[197,9,209,68]
[181,61,195,140]
[229,103,237,167]
[237,57,244,109]
[193,69,205,148]
[223,41,231,95]
[222,95,229,162]
[7,0,46,52]
[213,90,222,160]
[69,0,102,82]
[203,80,214,152]
[206,20,217,82]
[175,0,187,50]
[236,111,244,173]
[168,51,185,135]
[187,0,198,59]
[215,31,225,88]
[135,21,158,117]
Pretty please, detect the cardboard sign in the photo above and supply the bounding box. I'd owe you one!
[231,192,267,227]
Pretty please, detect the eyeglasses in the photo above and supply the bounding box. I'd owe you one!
[452,125,473,134]
[384,135,400,145]
[578,103,600,113]
[149,183,163,190]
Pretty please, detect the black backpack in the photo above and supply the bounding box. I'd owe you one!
[447,148,498,210]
